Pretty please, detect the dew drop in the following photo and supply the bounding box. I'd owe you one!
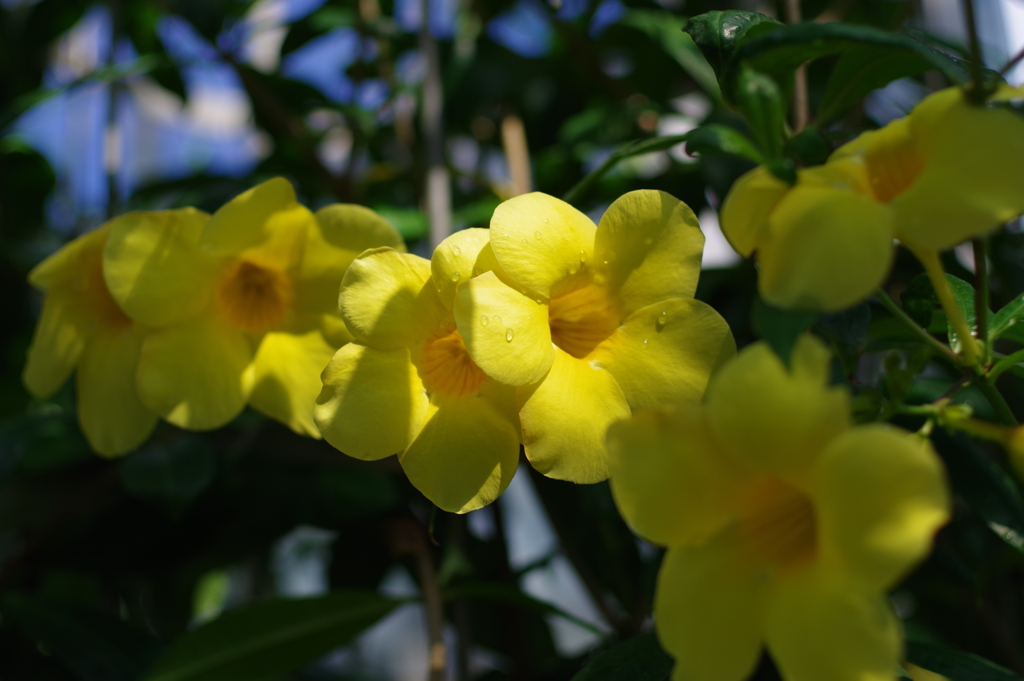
[505,328,514,342]
[543,218,549,223]
[579,250,587,263]
[522,239,528,245]
[481,316,489,326]
[657,311,668,328]
[643,338,649,346]
[453,246,462,255]
[534,231,542,239]
[452,272,460,282]
[503,233,508,237]
[643,237,653,246]
[493,315,502,324]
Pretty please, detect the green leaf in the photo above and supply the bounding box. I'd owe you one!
[684,124,764,163]
[373,207,429,240]
[940,274,980,355]
[816,302,871,370]
[723,23,981,107]
[751,296,816,367]
[119,434,217,508]
[735,65,786,160]
[937,434,1024,555]
[683,11,783,78]
[783,127,831,166]
[906,641,1024,681]
[899,273,984,354]
[2,593,162,681]
[144,591,402,681]
[990,292,1024,341]
[571,633,673,681]
[624,10,721,99]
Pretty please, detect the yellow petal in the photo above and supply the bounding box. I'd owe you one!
[489,192,596,298]
[201,177,314,271]
[292,203,405,317]
[103,208,219,327]
[399,394,520,513]
[249,330,338,438]
[454,271,554,387]
[719,166,790,257]
[518,349,630,483]
[758,185,894,312]
[655,532,764,681]
[77,328,158,457]
[813,424,950,590]
[340,249,445,350]
[608,404,741,547]
[314,342,429,460]
[136,312,255,430]
[594,190,704,315]
[893,93,1024,248]
[764,566,901,681]
[706,337,850,476]
[596,298,735,411]
[28,223,107,291]
[431,228,501,309]
[23,285,90,399]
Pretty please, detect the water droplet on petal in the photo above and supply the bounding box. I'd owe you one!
[481,316,489,326]
[505,328,514,342]
[642,338,649,346]
[453,246,462,255]
[579,250,587,263]
[493,315,501,324]
[522,239,528,245]
[534,231,542,239]
[643,237,653,246]
[452,272,460,282]
[543,218,549,223]
[657,311,668,328]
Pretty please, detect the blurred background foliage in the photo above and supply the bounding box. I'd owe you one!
[3,0,1024,679]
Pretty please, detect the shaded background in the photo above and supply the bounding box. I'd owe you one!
[3,0,1024,679]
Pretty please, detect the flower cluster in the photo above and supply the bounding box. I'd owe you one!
[609,336,951,681]
[722,85,1024,313]
[23,178,403,455]
[314,190,736,512]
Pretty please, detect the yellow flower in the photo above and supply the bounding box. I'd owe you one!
[721,85,1024,312]
[452,190,735,483]
[103,178,403,435]
[313,229,521,514]
[23,224,157,457]
[607,336,950,681]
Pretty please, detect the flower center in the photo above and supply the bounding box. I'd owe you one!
[737,478,817,571]
[218,260,292,333]
[417,328,487,398]
[548,283,620,359]
[862,124,924,203]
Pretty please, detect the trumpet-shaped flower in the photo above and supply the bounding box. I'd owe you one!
[23,224,157,456]
[608,336,950,681]
[103,178,403,435]
[314,229,521,514]
[452,190,735,483]
[721,85,1024,312]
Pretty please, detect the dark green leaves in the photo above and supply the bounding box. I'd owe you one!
[990,292,1024,341]
[119,434,217,510]
[735,65,786,161]
[751,296,816,366]
[906,641,1024,681]
[683,11,782,78]
[571,633,673,681]
[144,591,401,681]
[684,124,764,164]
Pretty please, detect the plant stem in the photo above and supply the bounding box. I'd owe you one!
[874,287,959,363]
[783,0,809,131]
[973,237,990,360]
[978,378,1018,426]
[420,0,451,249]
[915,248,981,366]
[962,0,988,103]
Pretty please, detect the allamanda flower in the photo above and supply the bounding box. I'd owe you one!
[314,229,520,513]
[721,85,1024,312]
[608,336,950,681]
[452,190,735,483]
[23,223,157,456]
[103,177,402,435]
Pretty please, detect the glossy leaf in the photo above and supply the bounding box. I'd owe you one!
[624,10,720,99]
[684,124,764,163]
[144,591,402,681]
[571,633,673,681]
[990,292,1024,341]
[906,641,1024,681]
[735,65,786,160]
[683,10,782,78]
